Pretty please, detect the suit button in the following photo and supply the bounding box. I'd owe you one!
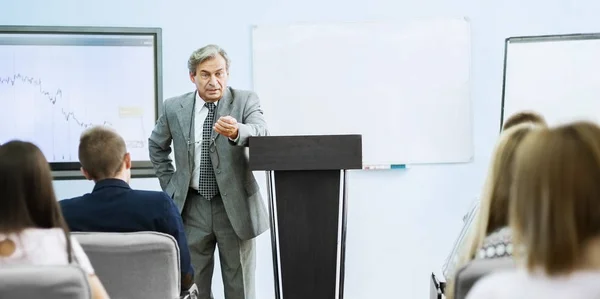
[210,148,215,152]
[223,193,227,196]
[216,170,221,174]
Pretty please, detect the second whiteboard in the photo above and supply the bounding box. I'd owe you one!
[252,18,473,165]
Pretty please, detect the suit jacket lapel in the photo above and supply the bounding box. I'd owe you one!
[176,92,196,143]
[212,87,234,141]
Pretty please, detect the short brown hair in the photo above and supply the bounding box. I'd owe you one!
[511,121,600,275]
[502,111,547,131]
[79,126,127,180]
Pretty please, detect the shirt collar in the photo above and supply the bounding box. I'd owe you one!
[92,178,131,192]
[195,91,219,108]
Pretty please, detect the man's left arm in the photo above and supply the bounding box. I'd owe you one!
[228,91,268,147]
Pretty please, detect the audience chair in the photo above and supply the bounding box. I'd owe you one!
[73,231,198,299]
[453,257,515,299]
[0,265,91,299]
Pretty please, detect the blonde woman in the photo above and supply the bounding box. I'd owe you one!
[466,124,545,262]
[443,111,547,280]
[467,121,600,298]
[445,123,539,299]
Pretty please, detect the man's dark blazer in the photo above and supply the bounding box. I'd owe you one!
[60,178,194,288]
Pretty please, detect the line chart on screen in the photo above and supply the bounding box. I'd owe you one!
[0,42,157,163]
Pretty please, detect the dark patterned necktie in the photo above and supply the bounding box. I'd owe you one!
[199,102,219,199]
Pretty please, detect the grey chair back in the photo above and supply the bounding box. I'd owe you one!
[73,231,181,299]
[454,257,515,299]
[0,265,91,299]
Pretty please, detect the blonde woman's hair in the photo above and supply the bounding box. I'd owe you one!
[445,123,540,299]
[502,111,547,131]
[510,121,600,275]
[462,122,539,263]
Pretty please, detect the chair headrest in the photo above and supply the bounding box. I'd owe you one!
[0,265,91,299]
[454,258,515,299]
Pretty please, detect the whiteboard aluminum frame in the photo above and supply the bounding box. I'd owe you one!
[499,32,600,132]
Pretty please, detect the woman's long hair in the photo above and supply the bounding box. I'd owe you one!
[0,140,73,262]
[461,123,538,263]
[511,121,600,275]
[445,123,539,299]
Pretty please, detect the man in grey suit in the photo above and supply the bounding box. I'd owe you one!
[148,44,269,299]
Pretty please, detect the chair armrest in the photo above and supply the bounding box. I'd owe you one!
[180,283,199,299]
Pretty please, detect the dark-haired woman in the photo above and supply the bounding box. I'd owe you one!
[0,141,109,299]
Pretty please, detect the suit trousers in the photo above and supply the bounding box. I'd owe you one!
[182,190,256,299]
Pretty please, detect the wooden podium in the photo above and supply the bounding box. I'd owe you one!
[249,135,362,299]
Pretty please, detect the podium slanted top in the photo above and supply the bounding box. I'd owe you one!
[248,135,362,171]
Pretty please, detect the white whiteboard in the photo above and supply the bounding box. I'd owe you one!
[252,18,473,165]
[503,35,600,127]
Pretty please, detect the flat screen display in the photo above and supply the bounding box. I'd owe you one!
[0,26,162,177]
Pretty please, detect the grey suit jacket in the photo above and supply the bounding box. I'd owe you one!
[148,87,269,240]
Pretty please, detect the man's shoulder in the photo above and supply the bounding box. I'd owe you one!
[129,189,171,202]
[59,195,87,208]
[129,189,178,217]
[163,91,195,109]
[229,87,257,101]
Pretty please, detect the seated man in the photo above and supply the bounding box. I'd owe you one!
[60,126,194,292]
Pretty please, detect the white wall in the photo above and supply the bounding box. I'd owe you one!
[3,0,600,298]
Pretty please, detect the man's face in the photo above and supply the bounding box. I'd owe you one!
[190,55,229,102]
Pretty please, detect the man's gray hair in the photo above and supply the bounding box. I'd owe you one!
[188,44,231,75]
